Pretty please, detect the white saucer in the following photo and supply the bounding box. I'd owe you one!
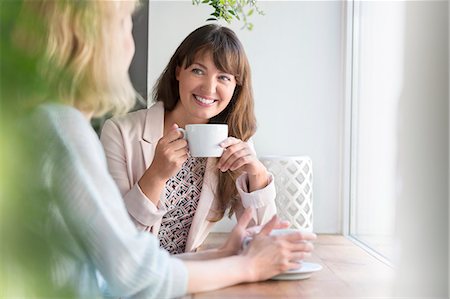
[271,262,322,281]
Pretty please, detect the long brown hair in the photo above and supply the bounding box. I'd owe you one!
[153,24,257,220]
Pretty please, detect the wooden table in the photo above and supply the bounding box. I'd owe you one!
[188,234,395,298]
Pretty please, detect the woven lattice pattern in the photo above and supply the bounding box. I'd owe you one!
[260,156,313,231]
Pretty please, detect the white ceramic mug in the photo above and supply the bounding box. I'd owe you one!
[177,124,228,157]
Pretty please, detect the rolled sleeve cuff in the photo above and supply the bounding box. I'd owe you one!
[123,183,166,227]
[236,172,276,209]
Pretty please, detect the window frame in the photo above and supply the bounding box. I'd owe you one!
[342,0,394,267]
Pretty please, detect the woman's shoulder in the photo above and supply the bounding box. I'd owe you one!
[36,102,84,121]
[30,103,104,160]
[33,103,91,135]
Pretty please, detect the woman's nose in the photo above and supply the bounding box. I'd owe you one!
[201,76,217,94]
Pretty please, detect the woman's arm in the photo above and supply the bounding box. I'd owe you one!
[176,247,234,261]
[42,106,187,298]
[217,138,277,226]
[133,123,188,205]
[100,119,166,229]
[177,208,255,260]
[184,255,250,292]
[177,208,289,261]
[184,214,316,293]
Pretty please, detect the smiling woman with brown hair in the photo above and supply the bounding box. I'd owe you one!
[101,24,277,255]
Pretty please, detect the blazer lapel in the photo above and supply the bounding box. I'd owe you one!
[140,102,165,169]
[139,140,154,169]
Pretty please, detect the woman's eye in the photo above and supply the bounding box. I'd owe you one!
[219,75,232,82]
[192,68,204,75]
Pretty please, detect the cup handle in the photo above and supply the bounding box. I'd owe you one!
[176,128,186,139]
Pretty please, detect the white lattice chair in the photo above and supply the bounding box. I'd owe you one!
[259,156,313,231]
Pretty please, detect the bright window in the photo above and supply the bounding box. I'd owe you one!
[348,1,405,262]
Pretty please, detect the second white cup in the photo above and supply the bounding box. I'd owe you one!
[177,124,228,157]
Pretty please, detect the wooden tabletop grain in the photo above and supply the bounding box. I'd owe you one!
[185,234,395,299]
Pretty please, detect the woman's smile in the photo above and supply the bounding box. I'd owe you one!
[193,94,218,106]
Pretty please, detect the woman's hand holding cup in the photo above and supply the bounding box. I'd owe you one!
[240,216,316,282]
[217,137,266,176]
[220,208,290,255]
[146,123,188,181]
[138,124,187,203]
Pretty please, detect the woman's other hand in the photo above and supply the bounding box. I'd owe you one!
[217,137,266,175]
[242,215,317,282]
[217,137,269,192]
[220,208,290,256]
[183,213,313,293]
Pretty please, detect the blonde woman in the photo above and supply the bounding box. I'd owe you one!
[6,1,316,298]
[101,24,276,254]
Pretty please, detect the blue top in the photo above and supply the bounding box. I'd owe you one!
[31,103,188,298]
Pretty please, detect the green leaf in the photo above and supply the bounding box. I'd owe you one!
[193,0,263,30]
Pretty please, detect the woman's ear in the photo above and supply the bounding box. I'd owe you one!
[175,66,180,81]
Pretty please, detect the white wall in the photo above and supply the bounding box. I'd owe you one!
[148,1,345,233]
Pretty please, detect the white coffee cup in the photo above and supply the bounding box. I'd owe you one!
[177,124,228,157]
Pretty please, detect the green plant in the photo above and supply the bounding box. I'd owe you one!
[192,0,264,30]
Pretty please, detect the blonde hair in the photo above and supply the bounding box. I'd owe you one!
[18,0,138,117]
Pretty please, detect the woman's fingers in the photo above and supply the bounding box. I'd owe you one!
[217,137,266,175]
[221,208,254,254]
[285,239,314,253]
[219,137,241,148]
[220,149,252,172]
[286,260,302,271]
[170,138,188,151]
[258,215,279,236]
[244,233,315,282]
[161,123,184,144]
[218,138,247,168]
[289,251,312,262]
[281,231,317,243]
[277,220,291,229]
[228,154,251,171]
[245,221,289,237]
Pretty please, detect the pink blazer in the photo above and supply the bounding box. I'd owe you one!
[100,102,277,251]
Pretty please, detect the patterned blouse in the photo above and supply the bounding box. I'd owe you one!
[158,157,207,254]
